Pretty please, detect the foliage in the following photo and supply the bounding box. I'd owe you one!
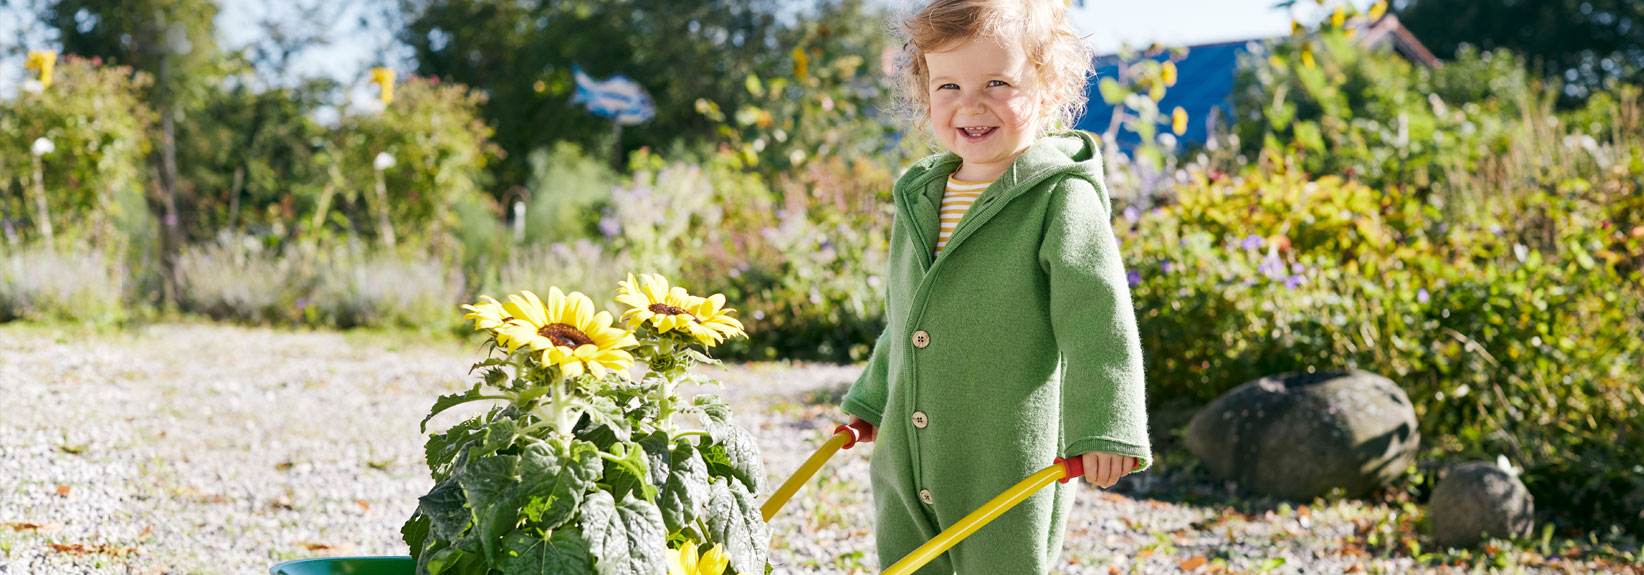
[1230,30,1533,195]
[405,281,769,575]
[0,56,154,247]
[1398,0,1644,104]
[328,76,500,250]
[1119,137,1644,535]
[399,0,791,189]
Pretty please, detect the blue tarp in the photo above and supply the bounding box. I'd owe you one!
[1075,41,1257,154]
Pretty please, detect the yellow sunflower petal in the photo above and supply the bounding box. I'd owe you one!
[666,548,686,575]
[546,287,566,324]
[560,360,584,379]
[698,544,729,575]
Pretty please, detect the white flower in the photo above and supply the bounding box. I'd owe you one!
[21,79,44,95]
[373,152,396,171]
[31,137,54,157]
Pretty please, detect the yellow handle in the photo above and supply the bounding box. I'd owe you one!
[880,458,1079,575]
[760,423,869,521]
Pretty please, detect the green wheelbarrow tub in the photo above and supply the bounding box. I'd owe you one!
[269,556,414,575]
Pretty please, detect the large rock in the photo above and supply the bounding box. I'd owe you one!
[1430,461,1535,548]
[1185,370,1420,500]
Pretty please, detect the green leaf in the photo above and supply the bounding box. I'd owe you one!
[745,73,764,97]
[579,396,630,444]
[420,477,471,541]
[426,415,486,481]
[692,395,732,426]
[601,442,657,502]
[458,452,523,562]
[517,439,603,531]
[1097,77,1129,105]
[657,438,709,533]
[423,383,498,433]
[703,479,770,575]
[482,366,509,388]
[498,526,595,575]
[473,418,520,460]
[579,491,668,575]
[703,420,766,497]
[402,510,431,560]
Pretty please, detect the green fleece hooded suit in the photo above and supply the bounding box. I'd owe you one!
[840,130,1152,575]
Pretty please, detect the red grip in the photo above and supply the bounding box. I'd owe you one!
[1055,456,1084,484]
[835,419,874,450]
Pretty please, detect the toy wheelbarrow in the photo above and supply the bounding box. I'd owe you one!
[761,421,1088,575]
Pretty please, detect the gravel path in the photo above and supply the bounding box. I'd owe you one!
[0,324,1624,575]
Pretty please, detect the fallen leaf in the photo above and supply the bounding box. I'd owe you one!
[1298,505,1312,518]
[49,543,139,557]
[1135,548,1156,559]
[4,522,62,533]
[355,499,371,512]
[1068,556,1082,565]
[1345,564,1365,573]
[55,485,71,497]
[275,461,294,471]
[138,525,154,539]
[1204,565,1226,574]
[298,542,335,551]
[1484,543,1500,554]
[1108,568,1121,575]
[1180,555,1208,570]
[271,496,294,510]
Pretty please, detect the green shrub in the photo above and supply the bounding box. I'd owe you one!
[304,247,464,330]
[176,236,305,324]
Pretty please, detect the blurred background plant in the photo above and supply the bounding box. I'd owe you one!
[0,0,1640,545]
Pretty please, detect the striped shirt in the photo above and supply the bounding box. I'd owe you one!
[934,175,995,256]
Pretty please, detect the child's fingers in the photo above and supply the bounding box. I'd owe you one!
[1081,452,1101,484]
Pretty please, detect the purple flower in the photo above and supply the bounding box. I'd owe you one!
[1417,288,1430,304]
[1285,274,1306,289]
[1241,234,1263,251]
[1257,256,1284,279]
[1290,262,1305,274]
[1123,205,1141,224]
[598,216,622,239]
[1161,260,1174,274]
[1126,269,1143,287]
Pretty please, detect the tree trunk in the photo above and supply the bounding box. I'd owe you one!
[30,155,53,247]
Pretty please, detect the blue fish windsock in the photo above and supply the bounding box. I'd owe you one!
[571,64,656,125]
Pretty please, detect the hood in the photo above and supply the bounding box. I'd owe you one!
[897,130,1107,209]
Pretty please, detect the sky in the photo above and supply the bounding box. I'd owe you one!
[1,0,1373,100]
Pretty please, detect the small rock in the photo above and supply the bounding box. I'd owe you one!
[1430,461,1534,549]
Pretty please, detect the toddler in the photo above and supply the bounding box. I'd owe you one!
[839,1,1151,573]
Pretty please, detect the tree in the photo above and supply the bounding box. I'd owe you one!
[43,0,226,305]
[398,0,789,191]
[1398,0,1644,103]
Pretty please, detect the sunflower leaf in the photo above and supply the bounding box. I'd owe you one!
[469,357,508,374]
[402,509,431,560]
[419,477,471,542]
[690,395,733,426]
[700,421,766,497]
[426,415,487,481]
[497,526,594,575]
[600,441,657,503]
[458,452,522,562]
[516,439,603,531]
[577,396,630,444]
[703,479,770,575]
[422,383,498,433]
[648,436,709,533]
[578,491,667,575]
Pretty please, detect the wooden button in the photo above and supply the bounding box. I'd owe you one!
[912,411,928,428]
[919,489,933,504]
[912,330,930,348]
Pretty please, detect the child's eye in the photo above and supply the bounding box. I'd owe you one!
[938,83,959,90]
[988,80,1009,87]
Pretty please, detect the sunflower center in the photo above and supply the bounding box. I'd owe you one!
[648,303,690,316]
[538,323,595,348]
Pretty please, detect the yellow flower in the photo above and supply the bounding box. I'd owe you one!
[370,67,396,105]
[461,296,514,345]
[1160,60,1177,87]
[497,288,638,379]
[667,543,728,575]
[1369,1,1388,21]
[685,293,746,345]
[25,50,56,89]
[615,274,721,344]
[1331,5,1347,28]
[1171,107,1189,136]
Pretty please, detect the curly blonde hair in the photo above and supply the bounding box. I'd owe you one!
[887,0,1096,140]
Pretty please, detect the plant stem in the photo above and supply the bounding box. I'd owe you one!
[551,370,570,437]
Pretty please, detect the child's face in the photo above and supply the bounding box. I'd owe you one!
[926,36,1044,179]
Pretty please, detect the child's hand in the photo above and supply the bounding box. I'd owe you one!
[1079,452,1138,488]
[847,416,877,443]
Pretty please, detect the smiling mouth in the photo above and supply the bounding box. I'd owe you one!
[959,127,998,140]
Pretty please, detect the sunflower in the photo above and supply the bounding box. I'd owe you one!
[614,274,720,344]
[667,542,728,575]
[460,295,514,345]
[496,288,638,379]
[683,293,746,345]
